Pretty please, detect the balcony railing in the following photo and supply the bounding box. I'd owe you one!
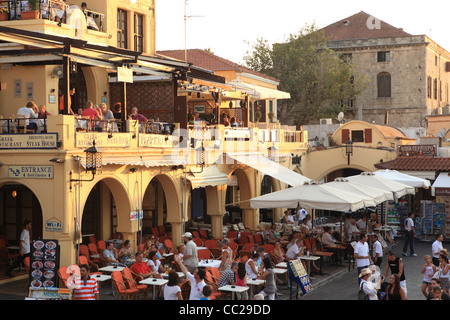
[0,0,104,31]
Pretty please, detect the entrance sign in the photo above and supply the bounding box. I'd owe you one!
[8,165,53,179]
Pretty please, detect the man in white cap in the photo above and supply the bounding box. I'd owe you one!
[359,268,379,300]
[182,232,198,274]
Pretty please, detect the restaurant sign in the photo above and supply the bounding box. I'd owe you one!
[75,133,133,148]
[398,145,436,157]
[8,165,53,179]
[0,133,58,149]
[139,134,177,148]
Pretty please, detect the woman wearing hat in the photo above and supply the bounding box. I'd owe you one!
[359,268,379,300]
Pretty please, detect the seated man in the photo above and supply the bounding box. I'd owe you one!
[102,241,121,266]
[17,101,38,130]
[321,226,337,245]
[131,252,152,280]
[128,107,148,124]
[218,262,239,288]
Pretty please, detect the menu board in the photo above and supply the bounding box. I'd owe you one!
[287,259,313,296]
[29,239,60,291]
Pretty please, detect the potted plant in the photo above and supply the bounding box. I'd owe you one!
[0,7,9,21]
[21,0,40,20]
[254,110,262,122]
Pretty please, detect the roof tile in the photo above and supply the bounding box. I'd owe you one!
[375,157,450,171]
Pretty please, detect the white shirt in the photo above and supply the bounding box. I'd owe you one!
[297,209,307,221]
[404,217,414,231]
[372,240,383,258]
[184,240,198,268]
[432,240,443,258]
[356,219,367,231]
[164,284,181,300]
[17,106,37,125]
[20,229,30,255]
[147,259,161,273]
[322,232,336,245]
[245,259,258,279]
[286,245,302,260]
[361,279,378,300]
[186,272,205,300]
[286,215,295,223]
[354,241,370,267]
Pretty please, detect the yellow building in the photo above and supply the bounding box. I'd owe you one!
[0,0,307,269]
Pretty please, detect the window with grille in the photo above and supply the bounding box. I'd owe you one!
[434,78,438,100]
[134,13,144,52]
[427,76,432,99]
[377,73,391,97]
[117,9,128,49]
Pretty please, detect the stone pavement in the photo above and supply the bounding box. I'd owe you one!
[0,238,442,300]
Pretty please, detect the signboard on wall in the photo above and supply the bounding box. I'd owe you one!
[398,145,436,157]
[0,133,58,149]
[117,66,133,83]
[8,165,53,179]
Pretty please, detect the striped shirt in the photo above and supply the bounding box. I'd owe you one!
[72,276,99,300]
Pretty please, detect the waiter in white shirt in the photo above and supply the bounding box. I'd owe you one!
[5,220,31,277]
[432,234,444,266]
[402,212,417,257]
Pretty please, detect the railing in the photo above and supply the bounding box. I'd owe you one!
[0,0,104,31]
[1,117,47,133]
[75,118,122,134]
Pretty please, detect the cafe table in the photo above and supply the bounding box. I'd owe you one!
[139,278,169,300]
[98,265,125,296]
[92,274,111,294]
[198,259,221,269]
[218,285,249,300]
[246,278,265,299]
[325,243,347,265]
[299,256,320,278]
[374,226,391,240]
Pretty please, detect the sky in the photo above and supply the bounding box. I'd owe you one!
[155,0,450,65]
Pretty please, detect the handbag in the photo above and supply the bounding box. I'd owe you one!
[358,282,369,300]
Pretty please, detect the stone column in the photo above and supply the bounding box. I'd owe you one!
[242,208,259,231]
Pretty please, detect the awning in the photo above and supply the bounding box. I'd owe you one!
[184,166,230,189]
[431,172,450,196]
[80,154,187,168]
[226,152,310,187]
[228,82,291,100]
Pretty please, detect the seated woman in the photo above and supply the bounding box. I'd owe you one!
[118,240,133,267]
[37,105,51,119]
[272,240,286,264]
[147,250,165,279]
[321,227,338,245]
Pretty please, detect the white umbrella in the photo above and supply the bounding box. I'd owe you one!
[373,169,431,188]
[325,178,394,205]
[250,181,374,212]
[347,172,415,199]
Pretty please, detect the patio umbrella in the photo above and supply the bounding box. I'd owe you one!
[346,172,415,199]
[325,178,394,205]
[373,169,431,188]
[249,181,375,212]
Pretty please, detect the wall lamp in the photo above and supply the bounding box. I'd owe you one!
[70,140,102,187]
[129,168,138,173]
[49,158,65,163]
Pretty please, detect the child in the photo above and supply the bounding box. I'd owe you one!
[235,262,248,300]
[200,284,212,300]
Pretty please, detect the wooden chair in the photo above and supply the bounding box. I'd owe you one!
[227,231,238,239]
[192,230,201,239]
[163,239,175,253]
[88,243,100,256]
[58,267,71,288]
[243,242,256,252]
[207,267,221,284]
[254,233,264,245]
[122,267,148,300]
[204,270,227,300]
[261,244,275,254]
[204,239,218,249]
[179,278,191,300]
[97,240,106,252]
[78,255,101,275]
[247,234,255,244]
[151,227,159,237]
[209,248,222,259]
[197,249,212,260]
[158,225,166,236]
[199,230,208,240]
[0,241,19,266]
[239,232,252,245]
[88,236,97,244]
[238,250,252,260]
[229,241,238,252]
[193,237,203,247]
[111,271,139,300]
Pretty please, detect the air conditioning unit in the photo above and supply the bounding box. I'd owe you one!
[320,118,333,125]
